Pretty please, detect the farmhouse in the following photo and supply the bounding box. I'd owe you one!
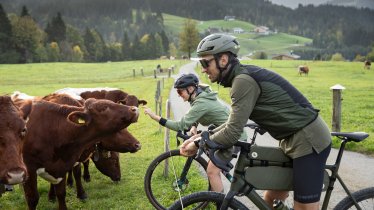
[272,52,300,60]
[233,27,244,33]
[224,16,235,21]
[254,26,270,35]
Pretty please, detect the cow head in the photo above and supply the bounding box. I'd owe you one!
[67,98,139,132]
[99,128,141,153]
[118,95,147,107]
[92,150,121,182]
[0,96,29,185]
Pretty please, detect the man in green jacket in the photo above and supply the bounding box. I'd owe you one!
[181,34,331,210]
[144,73,246,193]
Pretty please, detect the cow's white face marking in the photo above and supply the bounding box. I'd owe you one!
[36,168,63,184]
[7,171,25,184]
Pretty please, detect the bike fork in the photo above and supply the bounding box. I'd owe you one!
[178,157,194,184]
[220,191,236,210]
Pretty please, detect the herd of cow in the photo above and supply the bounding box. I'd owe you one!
[0,88,147,210]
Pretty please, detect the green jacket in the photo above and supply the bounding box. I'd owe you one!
[165,86,230,131]
[211,63,319,146]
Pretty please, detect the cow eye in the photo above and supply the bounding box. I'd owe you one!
[20,127,27,138]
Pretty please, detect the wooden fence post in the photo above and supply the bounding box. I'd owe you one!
[154,69,157,79]
[158,96,162,133]
[163,99,171,177]
[133,69,135,78]
[155,80,161,115]
[330,84,345,132]
[141,68,144,76]
[168,68,171,78]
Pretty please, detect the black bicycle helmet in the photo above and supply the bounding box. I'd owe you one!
[196,33,240,57]
[174,74,199,88]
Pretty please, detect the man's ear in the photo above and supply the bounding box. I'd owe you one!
[220,54,229,67]
[67,111,91,126]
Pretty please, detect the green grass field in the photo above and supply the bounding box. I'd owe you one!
[0,60,373,209]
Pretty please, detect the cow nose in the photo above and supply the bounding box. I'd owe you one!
[6,168,27,184]
[130,106,138,112]
[135,143,141,150]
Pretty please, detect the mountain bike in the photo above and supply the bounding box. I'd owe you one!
[167,127,373,210]
[144,124,265,209]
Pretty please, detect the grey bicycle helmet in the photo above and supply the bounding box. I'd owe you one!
[196,33,240,57]
[174,74,199,88]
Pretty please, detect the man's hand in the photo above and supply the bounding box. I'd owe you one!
[180,136,200,157]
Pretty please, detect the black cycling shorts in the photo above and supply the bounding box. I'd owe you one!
[293,144,331,203]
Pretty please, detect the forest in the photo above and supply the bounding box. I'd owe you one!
[0,0,373,63]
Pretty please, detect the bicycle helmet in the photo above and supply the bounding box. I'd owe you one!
[196,33,240,57]
[174,74,199,88]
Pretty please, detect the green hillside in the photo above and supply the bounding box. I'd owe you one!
[163,13,313,58]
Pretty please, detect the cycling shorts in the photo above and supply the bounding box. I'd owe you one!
[293,144,331,203]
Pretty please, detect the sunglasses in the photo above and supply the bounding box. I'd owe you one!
[176,89,185,96]
[199,58,215,68]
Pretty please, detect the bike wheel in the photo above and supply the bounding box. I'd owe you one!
[168,191,249,210]
[334,187,374,210]
[145,149,210,209]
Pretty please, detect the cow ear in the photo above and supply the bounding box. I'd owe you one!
[118,99,126,105]
[67,111,91,126]
[19,100,32,120]
[138,100,147,106]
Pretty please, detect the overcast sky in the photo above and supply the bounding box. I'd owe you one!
[268,0,331,9]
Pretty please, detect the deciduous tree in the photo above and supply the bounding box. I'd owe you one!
[179,18,199,59]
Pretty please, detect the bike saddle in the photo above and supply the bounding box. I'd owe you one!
[331,132,369,142]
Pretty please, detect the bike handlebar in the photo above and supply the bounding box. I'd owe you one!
[195,123,266,172]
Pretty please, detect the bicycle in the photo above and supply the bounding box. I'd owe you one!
[167,126,373,210]
[144,124,265,210]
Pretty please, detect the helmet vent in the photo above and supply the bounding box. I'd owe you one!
[206,46,214,51]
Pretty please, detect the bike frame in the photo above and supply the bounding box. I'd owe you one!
[220,138,363,210]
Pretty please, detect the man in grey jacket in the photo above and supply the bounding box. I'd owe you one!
[181,34,331,210]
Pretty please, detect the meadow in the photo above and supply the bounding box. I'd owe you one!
[0,59,373,209]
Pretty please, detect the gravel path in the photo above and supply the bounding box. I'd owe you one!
[168,62,374,209]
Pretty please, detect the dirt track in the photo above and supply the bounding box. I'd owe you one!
[168,62,374,209]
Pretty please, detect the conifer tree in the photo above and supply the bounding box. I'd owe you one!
[0,4,18,63]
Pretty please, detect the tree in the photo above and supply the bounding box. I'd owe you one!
[11,15,44,63]
[72,45,84,62]
[20,5,30,17]
[45,12,66,43]
[159,30,169,55]
[169,42,177,58]
[83,28,96,62]
[121,31,131,60]
[0,4,19,63]
[179,18,199,59]
[47,42,60,62]
[331,53,345,61]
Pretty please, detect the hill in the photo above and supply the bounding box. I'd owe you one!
[1,0,373,60]
[163,14,312,57]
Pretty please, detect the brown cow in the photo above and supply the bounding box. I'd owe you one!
[0,96,30,187]
[54,87,148,107]
[40,92,141,201]
[298,65,309,76]
[364,60,371,70]
[21,98,138,210]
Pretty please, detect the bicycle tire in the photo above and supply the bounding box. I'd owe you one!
[145,149,210,210]
[167,191,249,210]
[333,187,374,210]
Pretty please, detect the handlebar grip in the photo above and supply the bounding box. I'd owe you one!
[176,130,190,140]
[200,131,233,172]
